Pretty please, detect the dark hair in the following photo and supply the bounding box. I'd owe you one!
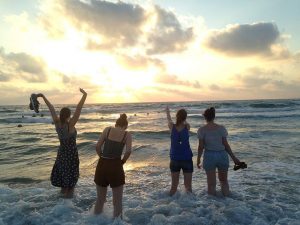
[176,109,187,126]
[115,113,128,128]
[60,107,71,124]
[203,107,215,122]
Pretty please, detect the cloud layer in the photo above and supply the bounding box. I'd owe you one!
[40,0,194,55]
[0,48,47,83]
[205,22,289,58]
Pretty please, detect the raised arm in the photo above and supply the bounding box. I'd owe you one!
[38,94,58,123]
[121,132,132,164]
[69,88,87,128]
[222,138,240,165]
[165,106,173,130]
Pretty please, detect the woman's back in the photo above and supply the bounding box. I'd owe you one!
[170,124,192,160]
[55,123,77,140]
[198,123,227,151]
[102,127,127,159]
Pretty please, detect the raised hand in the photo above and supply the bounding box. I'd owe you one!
[36,93,44,98]
[79,88,87,95]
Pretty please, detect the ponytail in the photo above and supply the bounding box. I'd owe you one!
[176,109,187,126]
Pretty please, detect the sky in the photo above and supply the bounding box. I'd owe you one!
[0,0,299,104]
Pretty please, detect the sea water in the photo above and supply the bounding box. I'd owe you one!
[0,99,299,225]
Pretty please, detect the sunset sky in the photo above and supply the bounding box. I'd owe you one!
[0,0,299,104]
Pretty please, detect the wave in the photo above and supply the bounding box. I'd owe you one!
[0,109,18,113]
[249,102,297,108]
[0,117,53,124]
[217,113,300,120]
[0,177,42,184]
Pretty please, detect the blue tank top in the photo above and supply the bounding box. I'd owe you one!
[170,125,193,161]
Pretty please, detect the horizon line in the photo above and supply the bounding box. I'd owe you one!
[0,97,299,106]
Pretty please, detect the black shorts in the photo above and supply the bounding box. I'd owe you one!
[94,158,125,188]
[170,160,194,173]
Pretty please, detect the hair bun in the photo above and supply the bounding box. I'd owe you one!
[120,113,127,120]
[210,107,215,112]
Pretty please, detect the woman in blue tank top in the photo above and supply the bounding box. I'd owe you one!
[166,106,193,196]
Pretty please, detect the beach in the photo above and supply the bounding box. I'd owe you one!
[0,99,300,225]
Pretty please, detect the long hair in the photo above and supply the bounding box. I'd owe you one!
[176,109,187,126]
[115,113,128,128]
[203,107,215,122]
[59,107,71,124]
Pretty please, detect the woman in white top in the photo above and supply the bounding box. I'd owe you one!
[197,107,241,196]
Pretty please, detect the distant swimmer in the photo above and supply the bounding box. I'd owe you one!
[134,113,137,116]
[17,124,23,127]
[165,106,193,196]
[94,114,132,218]
[38,88,87,198]
[197,107,244,197]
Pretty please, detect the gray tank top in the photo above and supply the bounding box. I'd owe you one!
[101,127,127,158]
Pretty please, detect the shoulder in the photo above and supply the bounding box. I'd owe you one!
[125,131,132,142]
[217,124,228,135]
[102,126,111,135]
[217,124,226,130]
[197,126,206,138]
[168,122,174,130]
[185,122,191,130]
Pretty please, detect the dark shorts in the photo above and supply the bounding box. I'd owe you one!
[94,158,125,188]
[170,160,194,173]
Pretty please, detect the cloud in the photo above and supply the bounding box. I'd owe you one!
[0,72,10,82]
[0,48,47,82]
[155,73,201,88]
[117,54,165,70]
[59,0,147,48]
[59,73,100,93]
[209,84,221,90]
[204,22,289,58]
[134,86,205,102]
[147,6,194,54]
[39,1,193,55]
[232,67,300,98]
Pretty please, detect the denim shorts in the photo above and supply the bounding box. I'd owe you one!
[170,160,194,173]
[203,150,229,171]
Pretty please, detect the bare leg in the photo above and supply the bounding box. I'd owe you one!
[218,170,230,196]
[170,172,180,196]
[61,188,66,194]
[112,185,123,218]
[206,170,216,196]
[94,185,107,214]
[183,172,193,193]
[63,187,74,198]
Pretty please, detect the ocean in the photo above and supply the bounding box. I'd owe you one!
[0,99,299,225]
